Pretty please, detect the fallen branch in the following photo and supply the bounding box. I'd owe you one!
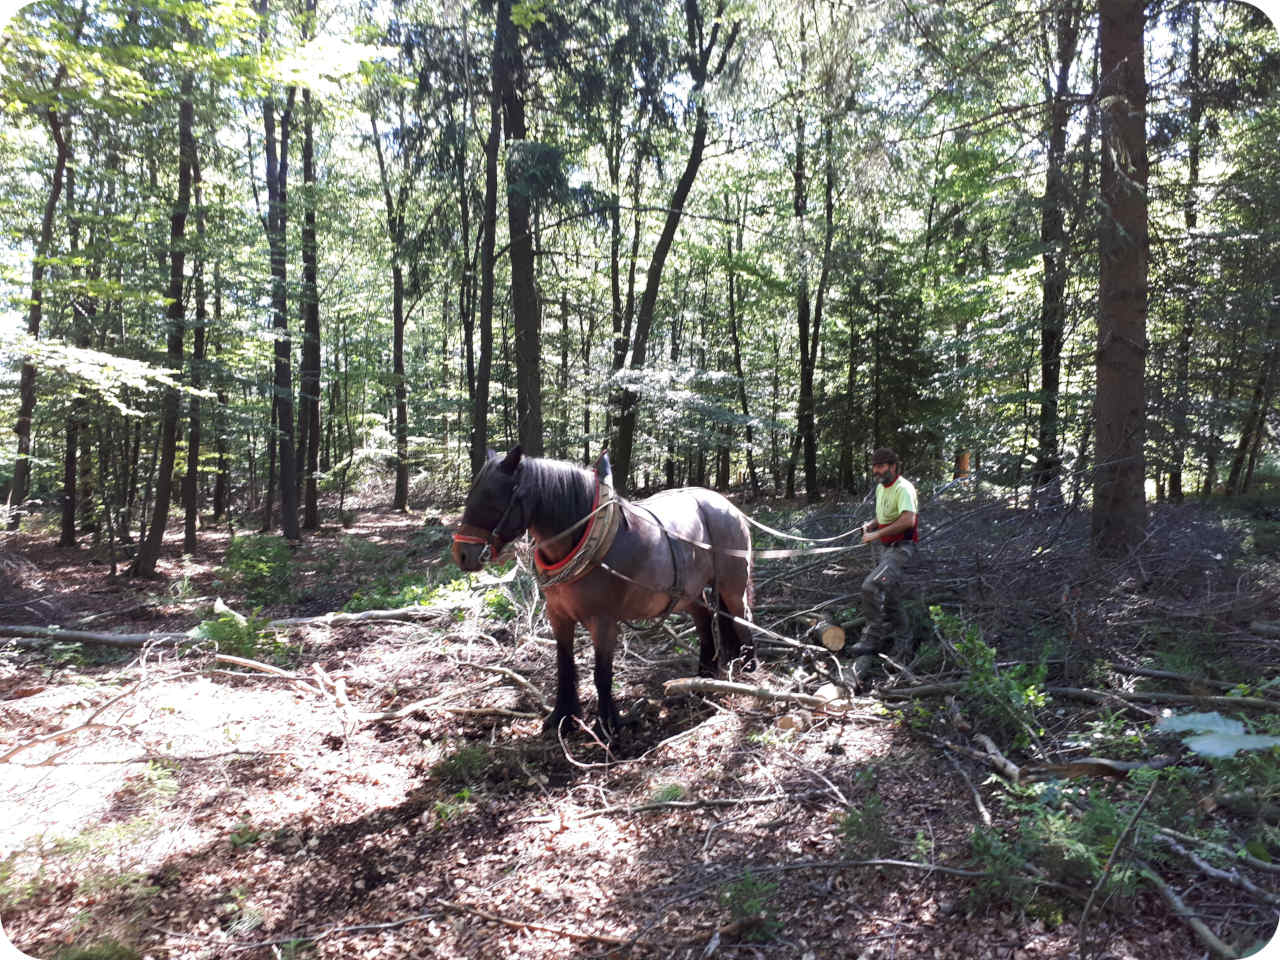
[1021,755,1177,783]
[1137,858,1240,959]
[877,681,1270,715]
[929,735,1020,784]
[972,733,1022,783]
[663,676,858,712]
[361,677,502,722]
[216,654,323,695]
[1156,834,1280,908]
[1107,663,1279,699]
[942,750,991,826]
[434,897,656,948]
[1079,777,1158,960]
[464,662,552,712]
[0,624,187,648]
[581,791,808,819]
[1157,826,1280,875]
[1,605,452,651]
[266,605,450,628]
[0,679,144,763]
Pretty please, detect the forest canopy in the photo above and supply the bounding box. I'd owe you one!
[0,0,1277,554]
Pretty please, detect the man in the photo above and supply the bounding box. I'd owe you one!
[850,447,919,658]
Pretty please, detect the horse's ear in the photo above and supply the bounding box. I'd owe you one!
[499,445,523,473]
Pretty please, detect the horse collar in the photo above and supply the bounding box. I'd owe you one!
[535,474,621,588]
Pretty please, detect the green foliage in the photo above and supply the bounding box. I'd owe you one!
[482,588,517,622]
[52,941,141,960]
[189,612,296,665]
[966,823,1029,911]
[228,822,262,850]
[650,783,687,804]
[222,535,293,607]
[933,606,1047,749]
[430,744,492,785]
[718,871,782,942]
[838,794,893,859]
[433,788,473,824]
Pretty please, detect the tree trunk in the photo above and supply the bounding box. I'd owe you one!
[300,85,322,528]
[1168,2,1201,503]
[725,198,758,496]
[392,261,409,509]
[497,0,542,456]
[9,110,71,529]
[183,157,207,554]
[8,3,88,529]
[469,24,501,477]
[1092,0,1148,555]
[132,78,195,577]
[263,71,300,540]
[59,134,82,548]
[611,0,739,492]
[1226,301,1280,494]
[1032,0,1083,501]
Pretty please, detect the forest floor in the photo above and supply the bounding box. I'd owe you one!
[1,483,1279,960]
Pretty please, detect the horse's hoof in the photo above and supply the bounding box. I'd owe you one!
[542,709,583,736]
[593,715,628,743]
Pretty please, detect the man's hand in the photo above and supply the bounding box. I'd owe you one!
[861,521,879,544]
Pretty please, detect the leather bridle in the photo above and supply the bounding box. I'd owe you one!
[452,464,527,565]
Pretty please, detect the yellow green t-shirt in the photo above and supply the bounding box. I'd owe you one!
[875,476,918,538]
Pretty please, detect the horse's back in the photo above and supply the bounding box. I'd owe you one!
[633,486,751,594]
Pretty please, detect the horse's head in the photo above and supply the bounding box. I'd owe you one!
[452,446,526,570]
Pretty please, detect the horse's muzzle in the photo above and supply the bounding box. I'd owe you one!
[452,534,489,571]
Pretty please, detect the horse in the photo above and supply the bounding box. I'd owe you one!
[452,446,754,737]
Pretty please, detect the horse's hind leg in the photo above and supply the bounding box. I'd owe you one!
[690,604,718,677]
[718,577,756,671]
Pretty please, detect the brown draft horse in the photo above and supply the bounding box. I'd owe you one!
[452,446,754,737]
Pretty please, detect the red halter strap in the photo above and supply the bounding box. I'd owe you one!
[453,465,527,564]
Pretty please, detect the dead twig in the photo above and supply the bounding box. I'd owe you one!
[1155,833,1280,908]
[1137,858,1240,959]
[1079,776,1158,960]
[1157,826,1280,875]
[0,679,145,763]
[462,661,552,712]
[434,897,657,948]
[942,749,991,826]
[664,676,860,714]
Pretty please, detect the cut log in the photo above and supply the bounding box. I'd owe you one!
[776,710,813,732]
[806,620,845,651]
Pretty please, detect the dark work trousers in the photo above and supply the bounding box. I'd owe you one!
[860,540,918,653]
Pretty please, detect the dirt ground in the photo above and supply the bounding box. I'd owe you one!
[1,501,1275,959]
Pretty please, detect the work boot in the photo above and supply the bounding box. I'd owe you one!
[847,626,889,657]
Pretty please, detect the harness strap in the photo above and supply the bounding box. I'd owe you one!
[629,501,683,618]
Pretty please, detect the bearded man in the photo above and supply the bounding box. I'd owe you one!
[851,447,919,658]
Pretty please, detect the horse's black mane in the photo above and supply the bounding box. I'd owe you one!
[520,456,597,537]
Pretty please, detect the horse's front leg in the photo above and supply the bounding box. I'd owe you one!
[589,617,625,739]
[544,610,583,734]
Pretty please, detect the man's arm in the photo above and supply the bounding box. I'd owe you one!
[862,511,916,543]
